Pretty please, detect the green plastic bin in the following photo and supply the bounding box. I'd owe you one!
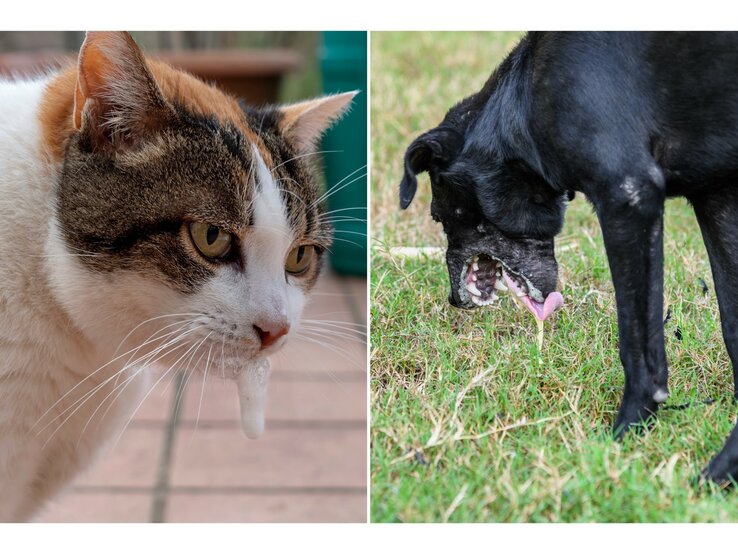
[319,32,367,275]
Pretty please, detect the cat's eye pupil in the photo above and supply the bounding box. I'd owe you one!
[188,221,232,261]
[285,244,315,275]
[206,225,220,245]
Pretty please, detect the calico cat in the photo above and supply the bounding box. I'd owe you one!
[0,31,354,521]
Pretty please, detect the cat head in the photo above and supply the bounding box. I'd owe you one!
[44,31,355,374]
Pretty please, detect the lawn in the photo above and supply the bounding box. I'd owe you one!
[370,31,738,522]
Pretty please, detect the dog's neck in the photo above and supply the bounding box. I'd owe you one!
[464,37,543,172]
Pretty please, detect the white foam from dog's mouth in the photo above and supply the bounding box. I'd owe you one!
[460,254,564,321]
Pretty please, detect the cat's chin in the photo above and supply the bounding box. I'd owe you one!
[212,355,270,381]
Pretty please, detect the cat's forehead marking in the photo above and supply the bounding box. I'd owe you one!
[251,144,293,250]
[38,58,274,167]
[147,60,273,164]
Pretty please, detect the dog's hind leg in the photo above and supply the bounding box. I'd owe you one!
[691,188,738,484]
[701,422,738,485]
[589,170,668,438]
[691,188,738,401]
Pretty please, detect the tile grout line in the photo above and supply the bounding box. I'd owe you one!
[149,371,187,523]
[127,419,366,430]
[73,484,367,495]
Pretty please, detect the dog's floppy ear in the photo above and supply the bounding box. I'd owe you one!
[399,127,463,209]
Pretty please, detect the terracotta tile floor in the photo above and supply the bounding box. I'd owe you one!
[36,271,367,523]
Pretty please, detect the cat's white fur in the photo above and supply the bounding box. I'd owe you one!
[0,76,304,521]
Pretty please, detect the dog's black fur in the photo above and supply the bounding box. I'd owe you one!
[400,32,738,484]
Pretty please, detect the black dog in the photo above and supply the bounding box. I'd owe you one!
[400,32,738,484]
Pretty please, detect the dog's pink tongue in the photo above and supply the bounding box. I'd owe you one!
[502,271,564,321]
[522,292,564,322]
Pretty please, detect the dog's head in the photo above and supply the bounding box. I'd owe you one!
[400,125,566,320]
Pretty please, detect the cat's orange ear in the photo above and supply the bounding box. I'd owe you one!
[278,91,357,153]
[73,31,171,150]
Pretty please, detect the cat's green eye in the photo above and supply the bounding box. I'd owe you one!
[189,222,232,260]
[285,245,315,275]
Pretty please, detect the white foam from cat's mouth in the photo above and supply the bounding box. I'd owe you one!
[234,357,271,439]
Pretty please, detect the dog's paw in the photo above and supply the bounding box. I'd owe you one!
[612,398,659,440]
[699,453,738,488]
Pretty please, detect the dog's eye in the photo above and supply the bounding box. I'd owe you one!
[454,207,464,217]
[531,194,545,204]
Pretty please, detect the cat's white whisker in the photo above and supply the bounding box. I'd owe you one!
[303,310,361,319]
[293,333,366,371]
[111,333,212,449]
[156,329,212,399]
[111,319,200,390]
[299,323,367,337]
[173,332,214,419]
[44,324,201,442]
[298,325,367,345]
[269,149,342,174]
[112,313,204,357]
[301,318,366,327]
[299,329,367,346]
[318,163,366,192]
[44,337,195,450]
[39,319,202,431]
[300,322,367,335]
[320,206,367,216]
[275,180,308,208]
[219,335,227,382]
[318,216,368,224]
[32,319,197,432]
[331,229,368,237]
[331,236,366,248]
[309,169,367,209]
[96,324,202,438]
[298,327,364,347]
[194,342,215,437]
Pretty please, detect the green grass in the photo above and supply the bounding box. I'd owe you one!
[370,31,738,522]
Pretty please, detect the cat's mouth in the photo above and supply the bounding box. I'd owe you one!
[193,339,281,379]
[145,327,282,382]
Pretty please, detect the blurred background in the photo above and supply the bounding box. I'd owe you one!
[0,31,367,523]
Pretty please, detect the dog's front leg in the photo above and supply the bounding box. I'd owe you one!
[590,180,668,438]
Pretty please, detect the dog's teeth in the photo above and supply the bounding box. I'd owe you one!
[472,263,479,271]
[471,274,478,282]
[494,280,507,291]
[467,282,482,296]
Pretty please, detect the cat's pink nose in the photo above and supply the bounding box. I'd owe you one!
[253,320,290,349]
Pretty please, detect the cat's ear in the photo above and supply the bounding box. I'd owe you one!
[73,31,172,151]
[278,91,357,153]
